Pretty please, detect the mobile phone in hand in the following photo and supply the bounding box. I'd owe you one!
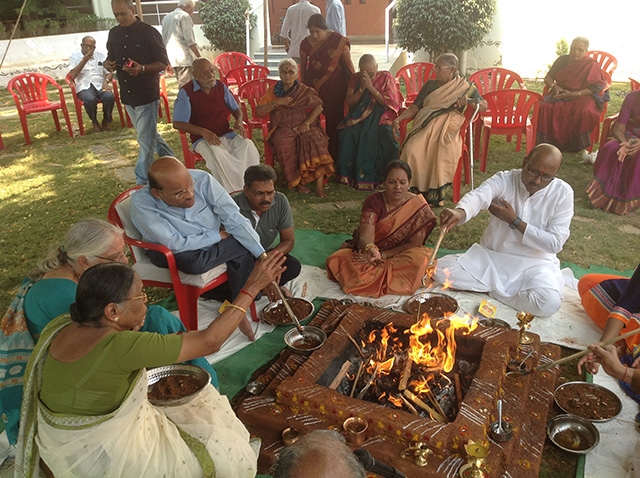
[124,60,134,68]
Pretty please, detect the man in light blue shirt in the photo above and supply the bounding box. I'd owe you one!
[326,0,346,36]
[130,157,266,329]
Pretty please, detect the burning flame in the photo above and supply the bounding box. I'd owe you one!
[406,314,477,373]
[441,268,453,290]
[388,395,403,407]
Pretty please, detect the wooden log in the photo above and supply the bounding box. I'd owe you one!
[423,384,449,422]
[339,325,366,359]
[357,363,380,400]
[453,372,463,408]
[321,308,349,332]
[350,361,365,398]
[329,360,352,390]
[403,390,447,423]
[398,354,413,391]
[399,394,420,416]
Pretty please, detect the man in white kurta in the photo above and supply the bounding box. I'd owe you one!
[326,0,346,35]
[161,0,201,87]
[435,144,574,317]
[280,0,321,62]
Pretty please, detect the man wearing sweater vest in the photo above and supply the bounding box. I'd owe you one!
[173,58,260,193]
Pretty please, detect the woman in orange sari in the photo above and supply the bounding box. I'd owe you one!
[257,59,334,196]
[326,160,437,298]
[300,14,355,160]
[537,36,608,152]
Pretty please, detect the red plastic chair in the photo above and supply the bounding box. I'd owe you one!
[65,72,125,135]
[480,89,542,172]
[179,130,205,169]
[469,68,526,159]
[394,62,435,107]
[0,126,4,150]
[214,52,254,88]
[587,51,618,77]
[630,78,640,92]
[398,106,475,203]
[7,73,73,145]
[108,187,257,331]
[238,78,278,165]
[225,65,270,92]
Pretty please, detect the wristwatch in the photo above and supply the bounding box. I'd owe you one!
[257,252,268,261]
[509,217,522,230]
[142,64,146,73]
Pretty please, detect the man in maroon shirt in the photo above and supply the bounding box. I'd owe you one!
[173,58,259,193]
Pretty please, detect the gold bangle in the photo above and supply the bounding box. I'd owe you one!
[271,101,276,108]
[364,243,378,253]
[227,303,247,314]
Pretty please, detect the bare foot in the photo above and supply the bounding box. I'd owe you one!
[280,286,292,298]
[315,177,327,197]
[296,185,311,194]
[238,317,255,342]
[101,119,111,131]
[92,123,103,133]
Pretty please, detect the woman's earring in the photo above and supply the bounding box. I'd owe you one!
[113,317,119,323]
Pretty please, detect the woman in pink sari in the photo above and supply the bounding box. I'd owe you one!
[537,37,608,152]
[300,14,355,160]
[326,160,437,298]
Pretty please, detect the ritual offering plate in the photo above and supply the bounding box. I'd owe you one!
[554,381,622,422]
[547,414,600,454]
[262,298,314,326]
[284,325,326,354]
[478,318,511,329]
[147,364,210,406]
[403,291,459,319]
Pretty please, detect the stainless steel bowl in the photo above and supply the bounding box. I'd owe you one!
[547,414,600,454]
[403,291,459,319]
[262,298,315,326]
[478,318,511,329]
[147,364,210,406]
[554,381,622,422]
[284,326,326,354]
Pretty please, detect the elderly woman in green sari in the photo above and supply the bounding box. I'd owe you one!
[16,254,286,477]
[336,54,402,190]
[393,53,487,206]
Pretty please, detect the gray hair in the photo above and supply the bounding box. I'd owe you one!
[112,0,134,7]
[270,430,366,478]
[178,0,196,8]
[358,54,377,69]
[571,36,590,50]
[30,219,123,280]
[436,53,459,71]
[278,58,298,73]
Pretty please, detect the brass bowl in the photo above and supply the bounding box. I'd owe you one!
[554,381,622,422]
[262,298,315,326]
[478,318,511,329]
[284,326,326,354]
[547,414,599,454]
[147,364,210,406]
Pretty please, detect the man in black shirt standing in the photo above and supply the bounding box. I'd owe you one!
[104,0,175,185]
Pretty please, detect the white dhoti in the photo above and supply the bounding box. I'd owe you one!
[435,244,563,317]
[195,136,260,193]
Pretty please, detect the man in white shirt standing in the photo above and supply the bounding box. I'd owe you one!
[68,36,115,133]
[280,0,320,63]
[436,143,574,317]
[326,0,346,36]
[161,0,201,88]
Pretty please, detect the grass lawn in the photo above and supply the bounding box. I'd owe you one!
[0,78,639,316]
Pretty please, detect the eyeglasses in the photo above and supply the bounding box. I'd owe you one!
[524,165,556,182]
[251,189,276,198]
[96,250,128,262]
[280,69,297,76]
[125,291,147,302]
[162,179,197,199]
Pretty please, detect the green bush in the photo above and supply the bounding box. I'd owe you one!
[200,0,256,53]
[556,38,569,57]
[394,0,496,58]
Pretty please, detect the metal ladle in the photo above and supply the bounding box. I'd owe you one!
[272,281,306,338]
[505,349,535,377]
[497,399,504,433]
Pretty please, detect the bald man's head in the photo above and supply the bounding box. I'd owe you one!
[521,143,563,195]
[149,157,195,208]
